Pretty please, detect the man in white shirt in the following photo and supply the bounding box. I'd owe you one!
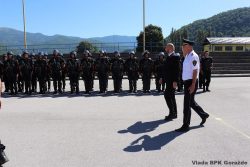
[175,39,209,132]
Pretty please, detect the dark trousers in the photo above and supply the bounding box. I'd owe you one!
[199,73,204,88]
[183,80,209,126]
[69,76,79,93]
[46,76,51,91]
[203,70,211,90]
[52,75,62,92]
[113,78,122,92]
[155,77,165,91]
[83,78,93,93]
[24,79,31,94]
[9,77,17,94]
[164,82,177,117]
[31,76,37,92]
[99,77,108,92]
[129,80,137,92]
[62,74,66,90]
[142,77,151,91]
[38,77,46,93]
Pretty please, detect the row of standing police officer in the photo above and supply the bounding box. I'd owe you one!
[0,49,185,95]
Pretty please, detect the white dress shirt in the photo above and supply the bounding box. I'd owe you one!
[182,50,200,81]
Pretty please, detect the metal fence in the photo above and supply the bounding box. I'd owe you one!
[0,41,204,55]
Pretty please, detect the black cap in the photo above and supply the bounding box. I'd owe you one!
[182,38,195,46]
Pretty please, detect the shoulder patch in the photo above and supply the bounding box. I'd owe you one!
[193,60,197,66]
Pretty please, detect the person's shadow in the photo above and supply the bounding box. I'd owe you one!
[123,125,203,152]
[118,119,168,134]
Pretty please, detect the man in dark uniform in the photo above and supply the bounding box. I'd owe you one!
[80,50,95,94]
[2,54,9,93]
[125,51,139,93]
[16,54,24,92]
[154,52,165,93]
[30,53,37,93]
[3,51,19,95]
[201,51,213,92]
[67,51,80,94]
[59,53,67,92]
[175,39,209,132]
[198,53,204,89]
[177,54,184,92]
[95,51,110,94]
[19,51,33,95]
[111,51,124,93]
[139,50,154,93]
[48,49,64,94]
[160,43,180,121]
[34,52,47,94]
[43,52,51,92]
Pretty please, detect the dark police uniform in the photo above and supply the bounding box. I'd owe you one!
[30,54,37,93]
[111,53,124,93]
[3,52,19,95]
[201,55,213,92]
[48,55,65,94]
[176,39,209,132]
[67,53,80,94]
[19,56,33,94]
[139,51,154,93]
[80,53,95,94]
[162,51,180,120]
[34,53,48,94]
[154,53,165,92]
[2,55,9,92]
[125,52,139,93]
[95,53,110,94]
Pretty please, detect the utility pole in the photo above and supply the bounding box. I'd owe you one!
[143,0,146,52]
[22,0,27,49]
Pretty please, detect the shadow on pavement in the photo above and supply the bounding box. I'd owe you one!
[123,125,203,152]
[118,119,168,134]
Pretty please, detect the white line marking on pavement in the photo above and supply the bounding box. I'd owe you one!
[212,115,250,140]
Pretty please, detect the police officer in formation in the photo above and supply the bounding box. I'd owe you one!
[19,51,33,94]
[30,53,37,93]
[111,51,124,93]
[59,53,67,92]
[2,54,9,93]
[95,51,110,94]
[3,51,19,95]
[16,54,24,92]
[125,51,139,93]
[48,49,65,94]
[34,52,48,94]
[66,51,80,94]
[160,43,180,121]
[44,52,51,92]
[201,51,213,92]
[80,50,95,94]
[154,52,165,93]
[139,50,154,93]
[175,39,209,132]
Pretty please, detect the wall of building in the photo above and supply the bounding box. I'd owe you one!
[204,44,250,52]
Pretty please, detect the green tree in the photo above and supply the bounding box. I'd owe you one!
[136,24,164,53]
[76,41,98,54]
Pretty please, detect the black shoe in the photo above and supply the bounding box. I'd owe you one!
[133,90,137,93]
[53,91,57,94]
[164,115,176,121]
[175,125,190,132]
[200,115,209,126]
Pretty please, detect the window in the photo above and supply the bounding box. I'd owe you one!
[236,46,244,51]
[214,46,223,51]
[225,46,233,51]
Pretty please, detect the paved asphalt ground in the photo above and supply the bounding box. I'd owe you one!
[0,77,250,167]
